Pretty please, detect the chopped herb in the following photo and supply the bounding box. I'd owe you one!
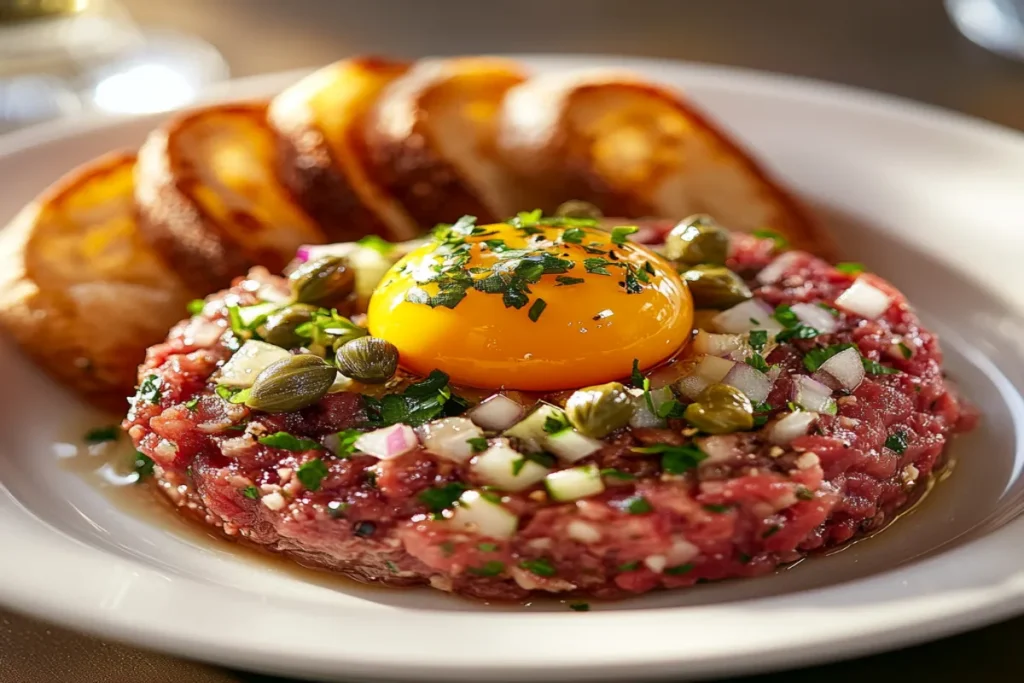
[746,353,770,372]
[795,486,815,501]
[630,358,645,389]
[297,459,329,491]
[748,330,768,352]
[835,262,865,275]
[356,234,394,254]
[187,299,205,315]
[610,225,639,245]
[561,227,586,244]
[752,229,789,250]
[818,302,840,317]
[772,304,800,329]
[242,485,259,500]
[511,458,528,476]
[467,436,488,453]
[582,245,607,255]
[885,430,909,454]
[137,374,162,405]
[600,468,636,481]
[656,399,686,419]
[897,342,914,359]
[334,429,362,457]
[258,432,322,452]
[703,504,732,513]
[467,560,505,577]
[133,453,155,480]
[863,356,900,375]
[803,343,857,372]
[762,525,782,538]
[440,541,456,556]
[419,483,468,513]
[478,542,498,552]
[568,602,590,612]
[524,452,556,468]
[364,470,378,488]
[621,495,653,515]
[618,561,640,571]
[364,370,466,427]
[775,324,820,343]
[84,426,119,444]
[622,264,644,293]
[528,298,547,322]
[354,521,376,537]
[509,210,541,228]
[632,443,706,474]
[584,257,611,275]
[555,275,585,286]
[184,397,200,411]
[483,238,508,252]
[664,563,695,575]
[519,558,557,577]
[385,560,399,574]
[226,305,245,335]
[543,411,571,434]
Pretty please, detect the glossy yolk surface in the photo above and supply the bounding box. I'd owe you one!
[367,221,693,390]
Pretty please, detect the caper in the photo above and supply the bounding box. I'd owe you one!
[288,256,356,307]
[565,381,633,438]
[684,383,754,434]
[335,336,398,384]
[258,304,318,349]
[245,354,337,413]
[682,265,752,309]
[663,214,730,266]
[554,200,604,220]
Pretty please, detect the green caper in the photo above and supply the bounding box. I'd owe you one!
[258,304,318,349]
[684,383,754,434]
[554,200,604,220]
[565,381,633,438]
[245,354,337,413]
[335,336,398,384]
[682,265,752,309]
[288,256,356,307]
[663,214,730,266]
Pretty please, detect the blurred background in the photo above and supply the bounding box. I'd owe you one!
[2,1,1024,682]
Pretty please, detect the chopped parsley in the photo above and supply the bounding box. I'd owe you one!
[467,560,505,577]
[748,330,768,353]
[752,229,788,250]
[215,385,250,404]
[703,504,732,513]
[186,299,205,315]
[772,304,800,328]
[478,542,498,552]
[419,483,468,513]
[863,356,900,375]
[296,459,329,491]
[543,411,571,434]
[762,525,782,538]
[258,432,322,451]
[584,257,612,275]
[802,343,857,372]
[885,430,909,454]
[519,558,557,577]
[242,485,259,500]
[467,436,489,453]
[835,262,865,275]
[136,374,162,405]
[84,426,119,444]
[356,234,394,254]
[620,495,653,515]
[333,429,362,457]
[630,358,645,389]
[657,399,686,419]
[746,353,770,372]
[561,227,586,244]
[364,370,467,427]
[133,453,155,480]
[226,304,245,336]
[555,275,585,286]
[772,304,819,343]
[184,397,200,411]
[610,225,639,245]
[528,298,547,322]
[385,560,400,574]
[795,486,815,501]
[818,302,840,317]
[568,602,590,612]
[618,561,640,571]
[600,468,636,481]
[664,563,695,575]
[897,342,914,359]
[632,443,707,474]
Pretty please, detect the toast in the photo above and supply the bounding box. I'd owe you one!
[0,153,194,411]
[135,103,327,293]
[497,70,831,257]
[364,57,527,228]
[269,57,421,242]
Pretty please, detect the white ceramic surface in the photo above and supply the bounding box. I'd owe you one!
[2,56,1024,682]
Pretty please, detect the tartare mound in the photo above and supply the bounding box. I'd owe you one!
[124,231,974,600]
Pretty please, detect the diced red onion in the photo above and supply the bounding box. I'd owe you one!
[712,299,782,334]
[756,251,803,285]
[792,376,836,414]
[835,277,892,319]
[692,330,745,357]
[468,394,524,431]
[722,363,772,404]
[770,411,819,444]
[790,302,838,334]
[816,347,865,391]
[355,424,418,459]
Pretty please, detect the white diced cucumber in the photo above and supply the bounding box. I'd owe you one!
[449,490,519,540]
[471,439,550,492]
[214,341,290,387]
[544,429,603,463]
[418,417,484,464]
[237,302,280,327]
[545,465,605,502]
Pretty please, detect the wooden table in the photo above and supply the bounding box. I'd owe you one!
[2,0,1022,680]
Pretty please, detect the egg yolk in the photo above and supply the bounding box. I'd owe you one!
[367,220,693,391]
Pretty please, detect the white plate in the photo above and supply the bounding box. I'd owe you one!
[2,55,1024,682]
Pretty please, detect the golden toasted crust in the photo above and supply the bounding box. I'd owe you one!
[497,71,832,258]
[135,103,326,293]
[0,152,194,411]
[364,57,528,228]
[269,56,421,242]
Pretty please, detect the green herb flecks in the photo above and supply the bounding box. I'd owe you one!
[242,485,260,500]
[333,429,362,457]
[136,374,162,406]
[863,356,900,375]
[296,459,329,491]
[885,430,909,454]
[467,560,505,577]
[258,432,323,451]
[520,558,557,577]
[84,426,119,444]
[752,229,789,250]
[419,483,468,514]
[835,262,865,275]
[363,370,467,428]
[632,443,707,475]
[133,453,155,481]
[528,298,547,322]
[568,602,590,612]
[467,436,488,453]
[620,495,654,515]
[187,299,205,315]
[610,225,639,245]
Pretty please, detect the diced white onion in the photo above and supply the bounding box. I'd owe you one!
[696,355,736,382]
[770,411,819,444]
[449,490,519,540]
[816,347,865,391]
[835,277,892,319]
[468,394,525,431]
[354,424,418,460]
[182,317,223,347]
[471,438,550,491]
[214,341,291,388]
[545,429,603,463]
[722,363,773,405]
[712,299,783,334]
[790,302,838,334]
[677,374,710,401]
[417,417,484,464]
[696,434,737,464]
[544,465,605,502]
[756,251,803,285]
[503,403,565,451]
[692,330,745,357]
[792,376,837,414]
[567,520,602,543]
[628,386,675,428]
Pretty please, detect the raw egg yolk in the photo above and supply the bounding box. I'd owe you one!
[367,221,693,391]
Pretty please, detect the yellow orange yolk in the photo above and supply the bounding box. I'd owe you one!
[367,221,693,391]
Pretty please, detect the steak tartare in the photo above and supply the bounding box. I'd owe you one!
[124,215,974,600]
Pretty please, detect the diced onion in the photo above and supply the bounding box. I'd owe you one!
[628,386,675,428]
[182,317,224,347]
[835,277,892,319]
[214,341,291,388]
[770,411,819,444]
[471,439,550,491]
[354,424,418,460]
[722,363,773,404]
[295,243,355,264]
[449,490,519,540]
[790,302,838,334]
[545,429,603,463]
[756,251,803,285]
[677,375,709,401]
[503,403,563,451]
[792,376,836,414]
[816,347,865,391]
[712,299,783,334]
[697,355,736,381]
[544,465,605,502]
[417,417,484,464]
[692,330,745,357]
[468,394,525,431]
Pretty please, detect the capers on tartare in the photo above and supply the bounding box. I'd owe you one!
[564,381,633,438]
[681,265,752,309]
[334,336,399,384]
[684,383,754,434]
[245,354,338,413]
[288,256,356,308]
[554,200,603,219]
[258,304,318,349]
[663,214,730,266]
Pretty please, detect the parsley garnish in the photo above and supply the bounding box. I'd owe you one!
[187,299,205,315]
[137,375,162,405]
[752,229,789,250]
[543,411,571,434]
[584,257,611,275]
[620,495,653,514]
[656,399,685,419]
[863,357,899,375]
[356,234,393,254]
[242,485,259,500]
[467,437,488,453]
[296,459,329,491]
[133,453,155,480]
[184,397,200,411]
[467,560,505,577]
[333,429,362,457]
[600,468,636,481]
[478,542,498,552]
[630,358,645,388]
[897,342,913,359]
[215,385,250,404]
[610,225,639,245]
[561,227,586,244]
[618,561,640,571]
[665,563,695,575]
[364,370,466,427]
[762,525,782,538]
[795,486,815,501]
[803,343,857,372]
[528,298,547,322]
[520,558,557,577]
[258,432,322,451]
[818,303,840,317]
[773,303,820,342]
[835,262,865,275]
[703,504,732,513]
[746,353,770,372]
[569,602,590,612]
[419,483,467,513]
[84,426,119,444]
[748,330,768,352]
[885,430,909,454]
[555,275,585,286]
[633,443,707,474]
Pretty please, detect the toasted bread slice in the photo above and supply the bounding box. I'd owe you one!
[269,57,421,242]
[498,70,831,257]
[136,103,326,293]
[0,152,194,410]
[364,57,527,227]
